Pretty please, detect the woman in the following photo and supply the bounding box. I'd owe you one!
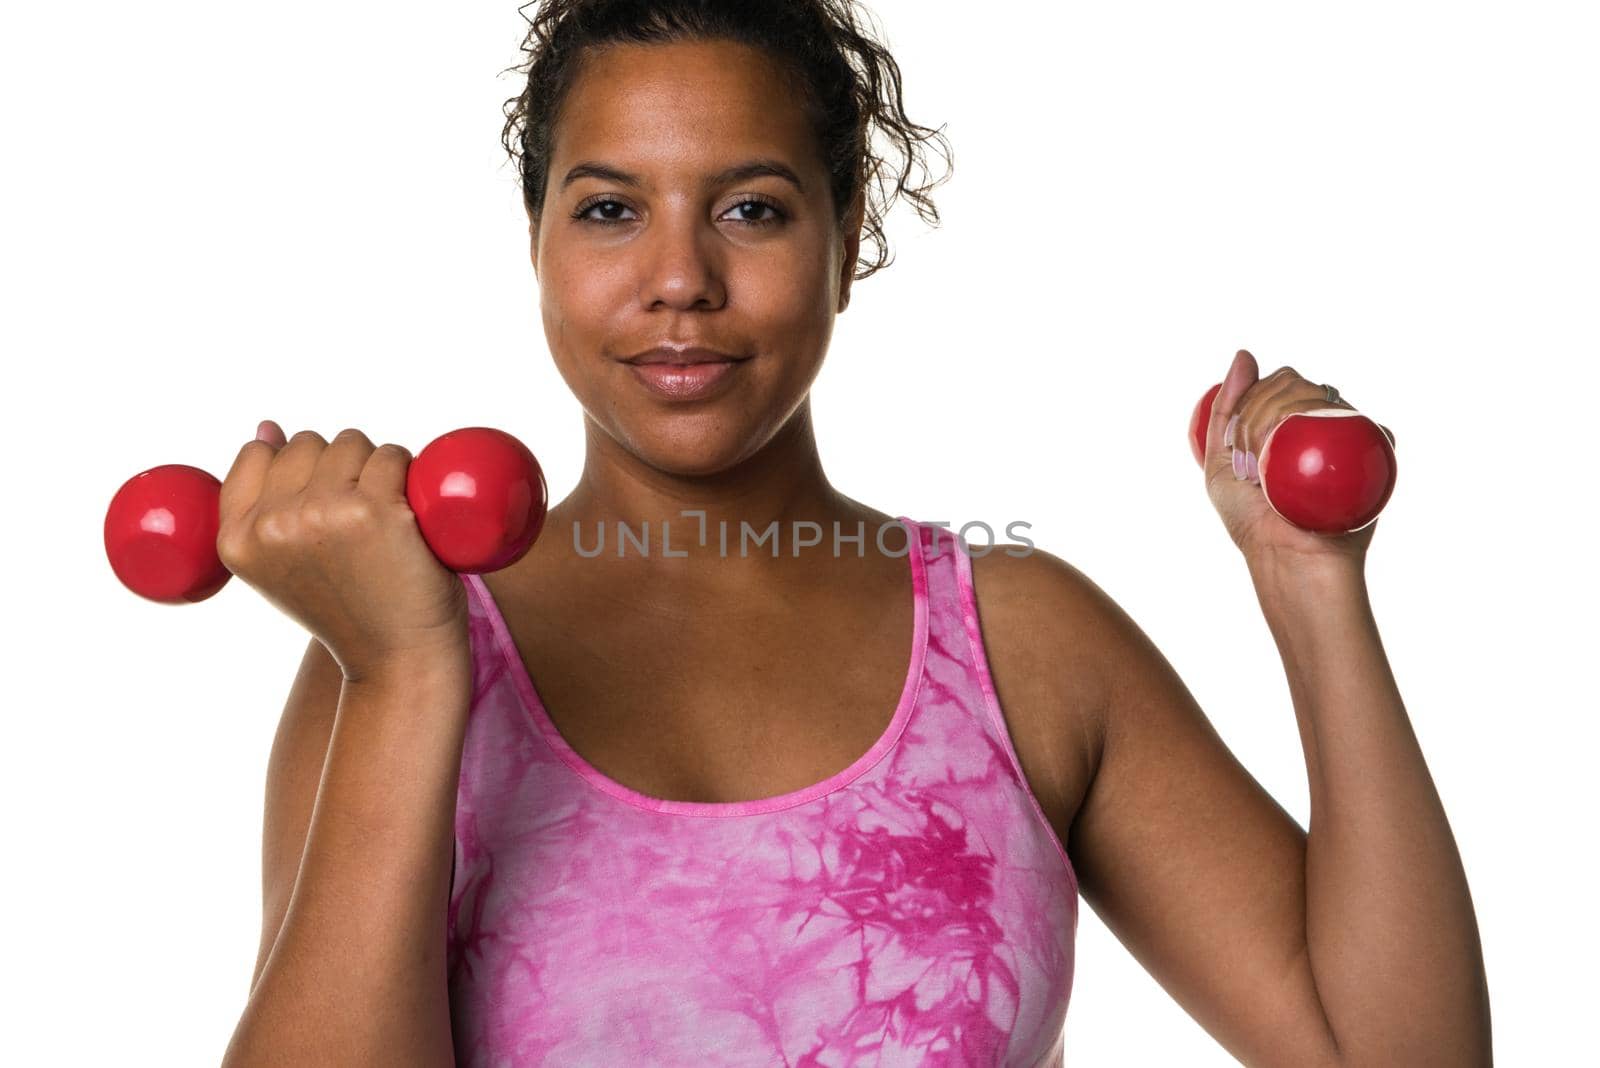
[219,1,1491,1065]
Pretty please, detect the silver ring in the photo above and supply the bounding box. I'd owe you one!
[1322,383,1342,405]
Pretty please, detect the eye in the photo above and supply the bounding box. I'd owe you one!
[723,196,787,227]
[571,197,638,225]
[570,196,789,228]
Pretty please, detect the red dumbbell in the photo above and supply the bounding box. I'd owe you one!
[104,426,548,605]
[1188,382,1397,534]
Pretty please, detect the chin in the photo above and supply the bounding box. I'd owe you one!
[617,418,769,479]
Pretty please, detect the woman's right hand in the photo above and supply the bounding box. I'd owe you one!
[216,420,471,683]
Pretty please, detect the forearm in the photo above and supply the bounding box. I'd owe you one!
[1248,555,1491,1067]
[222,670,469,1068]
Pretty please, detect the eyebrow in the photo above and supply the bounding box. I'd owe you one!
[558,158,807,195]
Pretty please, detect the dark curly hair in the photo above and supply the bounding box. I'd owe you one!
[500,0,953,280]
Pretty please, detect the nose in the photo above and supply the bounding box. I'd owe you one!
[638,212,727,312]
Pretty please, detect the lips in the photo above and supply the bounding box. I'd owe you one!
[626,358,745,400]
[622,344,747,366]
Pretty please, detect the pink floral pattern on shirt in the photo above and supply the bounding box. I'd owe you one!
[447,518,1078,1066]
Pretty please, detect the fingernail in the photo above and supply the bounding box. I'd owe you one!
[1232,447,1247,479]
[1245,450,1258,482]
[256,420,273,442]
[1224,413,1239,449]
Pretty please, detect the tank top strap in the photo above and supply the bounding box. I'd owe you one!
[899,518,973,668]
[912,519,968,581]
[900,519,1079,891]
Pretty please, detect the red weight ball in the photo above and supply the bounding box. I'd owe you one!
[104,464,232,605]
[1189,382,1224,466]
[1258,410,1397,534]
[406,427,548,574]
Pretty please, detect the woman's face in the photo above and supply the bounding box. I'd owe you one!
[532,39,862,477]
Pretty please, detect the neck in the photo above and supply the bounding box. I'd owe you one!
[544,400,886,575]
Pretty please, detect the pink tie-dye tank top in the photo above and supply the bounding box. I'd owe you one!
[446,517,1080,1066]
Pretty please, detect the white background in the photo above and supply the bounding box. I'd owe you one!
[3,1,1595,1063]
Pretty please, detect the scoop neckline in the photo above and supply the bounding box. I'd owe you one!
[466,515,931,818]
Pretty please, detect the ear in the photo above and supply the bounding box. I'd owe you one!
[837,188,865,313]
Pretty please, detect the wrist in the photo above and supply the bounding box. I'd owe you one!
[1246,549,1366,603]
[336,657,475,741]
[340,648,472,692]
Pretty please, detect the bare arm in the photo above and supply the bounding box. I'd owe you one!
[1245,555,1491,1064]
[222,646,472,1067]
[1027,549,1489,1066]
[248,637,338,993]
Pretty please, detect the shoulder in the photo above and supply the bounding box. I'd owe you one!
[961,540,1119,834]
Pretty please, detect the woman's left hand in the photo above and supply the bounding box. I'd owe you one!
[1204,349,1394,571]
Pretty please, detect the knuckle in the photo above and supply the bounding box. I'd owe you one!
[302,495,374,532]
[215,529,248,569]
[297,500,330,529]
[252,510,292,546]
[334,427,371,444]
[288,429,325,446]
[332,497,376,527]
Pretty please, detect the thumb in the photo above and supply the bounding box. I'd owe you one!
[1208,350,1259,461]
[255,419,286,447]
[1216,349,1259,416]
